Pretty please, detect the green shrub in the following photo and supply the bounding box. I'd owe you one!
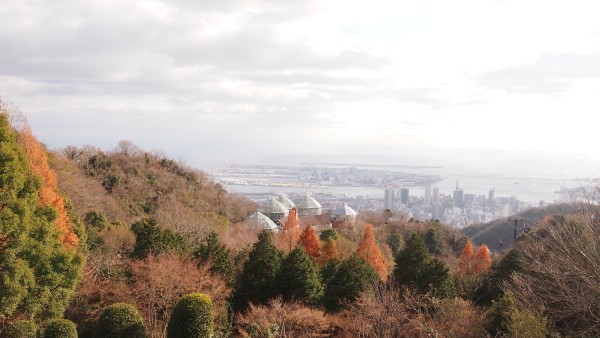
[43,319,77,338]
[97,303,146,338]
[1,320,36,338]
[484,291,547,337]
[167,293,213,338]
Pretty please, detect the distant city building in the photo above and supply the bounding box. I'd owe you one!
[432,203,443,220]
[384,188,394,210]
[432,186,440,205]
[294,194,323,216]
[400,188,409,204]
[453,181,464,209]
[425,181,432,205]
[488,188,496,208]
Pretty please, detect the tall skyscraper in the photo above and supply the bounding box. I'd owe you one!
[488,188,496,208]
[424,181,432,205]
[432,186,439,205]
[453,181,464,208]
[400,188,409,204]
[384,188,394,211]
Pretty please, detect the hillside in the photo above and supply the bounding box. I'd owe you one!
[49,141,257,243]
[462,202,599,251]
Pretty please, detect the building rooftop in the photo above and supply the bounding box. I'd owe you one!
[245,211,279,231]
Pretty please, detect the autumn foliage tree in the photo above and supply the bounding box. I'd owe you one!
[299,224,320,258]
[473,244,492,274]
[459,240,475,276]
[319,237,339,266]
[280,208,301,252]
[18,126,79,247]
[356,224,388,282]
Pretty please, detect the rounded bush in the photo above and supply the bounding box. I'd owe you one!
[1,320,36,338]
[167,293,213,338]
[43,319,77,338]
[97,303,146,338]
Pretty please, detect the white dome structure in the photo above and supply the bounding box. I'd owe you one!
[260,198,289,222]
[275,194,295,210]
[332,203,357,222]
[294,194,323,217]
[245,211,279,231]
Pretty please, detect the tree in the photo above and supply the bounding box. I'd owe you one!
[167,293,213,338]
[458,239,475,276]
[130,218,189,258]
[474,249,524,305]
[356,224,388,282]
[319,229,339,241]
[0,112,84,322]
[0,320,36,338]
[275,246,324,306]
[386,227,403,257]
[43,319,77,338]
[473,244,492,274]
[97,303,146,338]
[299,225,320,258]
[232,231,283,312]
[194,232,235,286]
[280,208,301,252]
[323,255,379,311]
[318,237,339,266]
[393,233,453,296]
[484,291,547,338]
[425,228,442,255]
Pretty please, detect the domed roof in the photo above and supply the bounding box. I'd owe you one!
[332,203,357,217]
[260,198,289,215]
[245,211,279,230]
[275,194,295,209]
[294,194,322,210]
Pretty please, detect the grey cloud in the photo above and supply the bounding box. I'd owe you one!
[476,53,600,93]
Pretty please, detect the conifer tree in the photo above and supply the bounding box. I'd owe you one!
[281,208,301,252]
[0,112,84,322]
[195,232,235,286]
[275,245,324,306]
[323,255,379,311]
[393,233,453,295]
[319,237,339,266]
[299,224,320,258]
[356,224,388,282]
[459,239,475,276]
[232,230,283,311]
[473,244,492,274]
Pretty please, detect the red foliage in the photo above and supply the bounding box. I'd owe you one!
[473,244,492,274]
[279,208,301,252]
[299,224,320,258]
[458,240,475,276]
[19,127,78,247]
[356,224,388,282]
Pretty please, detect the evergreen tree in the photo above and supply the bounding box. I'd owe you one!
[425,228,442,255]
[130,218,188,258]
[394,233,452,295]
[319,229,339,241]
[194,232,235,286]
[474,249,524,305]
[356,224,388,282]
[167,293,213,338]
[386,227,403,257]
[323,255,379,311]
[97,303,146,338]
[299,225,320,258]
[275,245,324,306]
[0,113,84,322]
[232,230,283,311]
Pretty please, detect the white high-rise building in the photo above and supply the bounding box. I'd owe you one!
[432,186,440,205]
[425,181,432,205]
[384,188,394,210]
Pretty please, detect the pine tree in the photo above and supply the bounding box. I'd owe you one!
[387,227,403,256]
[458,239,475,276]
[473,244,492,274]
[393,233,452,295]
[356,224,388,282]
[275,245,324,306]
[232,230,283,311]
[323,255,379,311]
[130,218,189,258]
[299,224,320,258]
[425,228,442,255]
[195,232,235,286]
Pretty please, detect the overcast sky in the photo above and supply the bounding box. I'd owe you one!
[1,0,600,177]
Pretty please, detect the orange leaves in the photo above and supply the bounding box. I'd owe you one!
[459,240,492,276]
[19,127,78,247]
[280,208,301,252]
[299,224,320,258]
[356,224,388,282]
